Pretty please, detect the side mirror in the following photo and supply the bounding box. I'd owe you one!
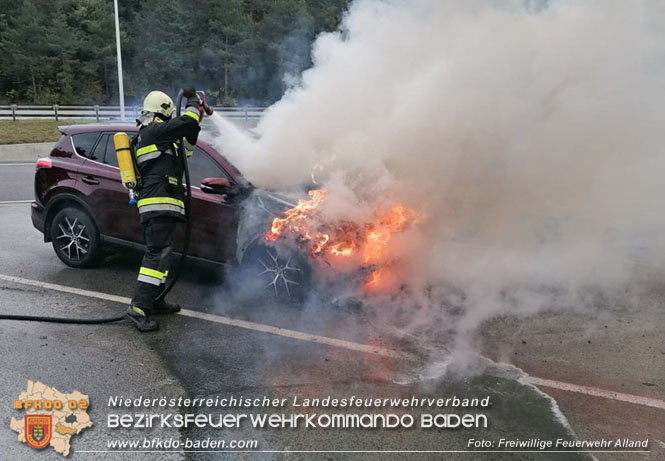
[201,177,234,195]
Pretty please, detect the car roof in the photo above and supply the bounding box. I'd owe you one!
[59,122,137,135]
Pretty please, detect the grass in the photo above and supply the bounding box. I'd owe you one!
[0,119,90,144]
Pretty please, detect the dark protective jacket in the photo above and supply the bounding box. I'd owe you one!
[134,96,201,223]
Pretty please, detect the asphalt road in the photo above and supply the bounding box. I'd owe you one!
[0,164,35,201]
[0,163,662,460]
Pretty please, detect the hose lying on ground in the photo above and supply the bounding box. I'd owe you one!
[0,314,125,324]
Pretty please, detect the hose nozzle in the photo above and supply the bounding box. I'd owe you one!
[196,91,214,117]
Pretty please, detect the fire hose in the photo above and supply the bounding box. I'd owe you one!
[0,89,207,325]
[154,89,194,304]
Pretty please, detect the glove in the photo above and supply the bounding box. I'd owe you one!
[182,86,197,98]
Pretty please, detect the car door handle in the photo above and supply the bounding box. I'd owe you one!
[81,176,100,185]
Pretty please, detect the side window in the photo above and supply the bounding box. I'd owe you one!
[71,132,101,159]
[90,134,109,165]
[187,147,229,187]
[102,134,119,167]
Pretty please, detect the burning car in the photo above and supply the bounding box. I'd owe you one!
[31,123,420,299]
[260,188,421,296]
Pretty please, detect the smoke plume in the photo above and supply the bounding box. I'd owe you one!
[212,0,665,358]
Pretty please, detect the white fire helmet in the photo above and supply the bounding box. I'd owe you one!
[142,91,175,118]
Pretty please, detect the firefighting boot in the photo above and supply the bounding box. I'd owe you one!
[148,300,181,315]
[125,306,159,332]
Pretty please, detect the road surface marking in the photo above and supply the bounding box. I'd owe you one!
[179,308,409,358]
[528,376,665,410]
[0,200,32,204]
[0,273,409,360]
[1,272,664,411]
[0,274,129,302]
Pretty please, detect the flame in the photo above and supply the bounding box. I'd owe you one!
[366,269,383,288]
[265,189,327,242]
[265,189,420,292]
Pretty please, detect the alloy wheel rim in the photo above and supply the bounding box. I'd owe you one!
[55,216,90,261]
[256,248,301,297]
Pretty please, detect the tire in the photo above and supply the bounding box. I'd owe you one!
[50,206,101,268]
[235,241,311,301]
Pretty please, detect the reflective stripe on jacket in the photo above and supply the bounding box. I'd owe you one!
[137,197,185,216]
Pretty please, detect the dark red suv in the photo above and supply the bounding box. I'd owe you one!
[31,123,307,297]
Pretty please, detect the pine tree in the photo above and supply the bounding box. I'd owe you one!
[0,0,352,105]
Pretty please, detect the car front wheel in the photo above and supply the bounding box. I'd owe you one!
[50,206,101,268]
[237,241,311,301]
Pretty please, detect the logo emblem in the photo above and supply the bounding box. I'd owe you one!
[25,415,52,449]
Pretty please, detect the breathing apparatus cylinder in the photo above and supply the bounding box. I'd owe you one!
[113,132,139,204]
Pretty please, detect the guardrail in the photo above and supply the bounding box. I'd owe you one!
[0,104,265,121]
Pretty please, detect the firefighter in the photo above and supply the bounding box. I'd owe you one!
[125,86,202,332]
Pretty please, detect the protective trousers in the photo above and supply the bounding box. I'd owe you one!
[131,217,177,310]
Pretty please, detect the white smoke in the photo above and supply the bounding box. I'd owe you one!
[213,0,665,357]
